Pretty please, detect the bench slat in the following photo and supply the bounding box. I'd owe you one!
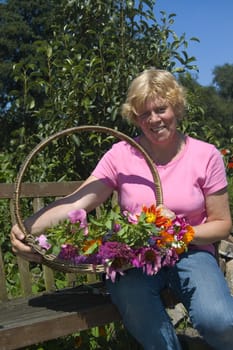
[0,247,8,301]
[0,181,82,198]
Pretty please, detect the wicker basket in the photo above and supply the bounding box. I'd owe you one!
[13,125,163,273]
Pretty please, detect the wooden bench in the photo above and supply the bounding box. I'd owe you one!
[0,181,122,350]
[0,181,232,350]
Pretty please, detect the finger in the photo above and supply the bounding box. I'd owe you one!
[10,224,25,241]
[11,232,43,263]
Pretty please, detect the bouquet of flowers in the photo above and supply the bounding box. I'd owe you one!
[37,204,194,282]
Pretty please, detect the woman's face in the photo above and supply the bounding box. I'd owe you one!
[135,99,178,146]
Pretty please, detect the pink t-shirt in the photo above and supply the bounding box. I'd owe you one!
[92,135,227,254]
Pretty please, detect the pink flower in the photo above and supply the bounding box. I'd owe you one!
[123,210,139,224]
[68,209,88,235]
[68,209,87,224]
[132,247,162,275]
[36,234,51,250]
[168,216,188,239]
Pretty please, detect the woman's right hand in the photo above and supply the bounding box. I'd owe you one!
[9,176,113,264]
[10,224,42,263]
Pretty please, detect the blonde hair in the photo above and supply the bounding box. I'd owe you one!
[121,68,186,123]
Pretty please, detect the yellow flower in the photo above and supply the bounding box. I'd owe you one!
[146,212,157,223]
[142,204,157,223]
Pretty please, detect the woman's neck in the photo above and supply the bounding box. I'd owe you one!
[139,132,186,165]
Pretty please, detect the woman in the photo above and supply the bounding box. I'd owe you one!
[11,69,233,349]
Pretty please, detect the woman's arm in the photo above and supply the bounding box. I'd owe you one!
[10,175,113,261]
[192,188,232,245]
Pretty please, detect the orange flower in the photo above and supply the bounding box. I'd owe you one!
[142,204,172,228]
[82,239,102,253]
[182,226,195,245]
[175,226,194,255]
[157,231,175,247]
[142,204,157,223]
[175,246,186,255]
[155,211,172,228]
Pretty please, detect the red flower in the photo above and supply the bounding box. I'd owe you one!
[221,149,230,156]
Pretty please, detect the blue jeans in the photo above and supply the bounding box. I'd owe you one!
[105,250,233,350]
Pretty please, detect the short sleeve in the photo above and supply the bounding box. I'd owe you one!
[91,145,119,189]
[202,147,227,195]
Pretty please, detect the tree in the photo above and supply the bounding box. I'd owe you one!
[178,72,233,150]
[213,64,233,100]
[0,0,62,149]
[0,0,199,182]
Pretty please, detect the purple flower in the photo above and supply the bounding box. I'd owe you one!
[132,247,162,275]
[36,234,51,250]
[98,241,133,261]
[105,266,125,283]
[58,244,78,260]
[73,253,102,265]
[68,209,88,235]
[162,248,178,267]
[98,242,134,281]
[113,222,121,232]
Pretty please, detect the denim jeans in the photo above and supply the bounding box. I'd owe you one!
[105,250,233,350]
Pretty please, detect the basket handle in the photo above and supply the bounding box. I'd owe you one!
[13,125,163,238]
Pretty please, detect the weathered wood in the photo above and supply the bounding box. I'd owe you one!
[0,284,121,350]
[0,247,8,302]
[0,181,82,198]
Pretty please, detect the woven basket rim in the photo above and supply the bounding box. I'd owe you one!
[13,125,163,273]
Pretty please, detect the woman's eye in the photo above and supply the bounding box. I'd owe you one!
[157,107,166,113]
[138,106,167,119]
[139,112,150,120]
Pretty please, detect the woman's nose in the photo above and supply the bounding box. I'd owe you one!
[149,110,161,121]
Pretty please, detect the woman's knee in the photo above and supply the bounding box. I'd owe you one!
[193,305,233,345]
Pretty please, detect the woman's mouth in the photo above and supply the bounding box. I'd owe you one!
[151,126,165,133]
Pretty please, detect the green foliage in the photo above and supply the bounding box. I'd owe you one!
[178,73,233,150]
[21,322,142,349]
[45,205,162,256]
[0,0,198,181]
[228,177,233,220]
[221,149,233,218]
[213,64,233,100]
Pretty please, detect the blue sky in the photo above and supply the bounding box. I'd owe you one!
[155,0,233,86]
